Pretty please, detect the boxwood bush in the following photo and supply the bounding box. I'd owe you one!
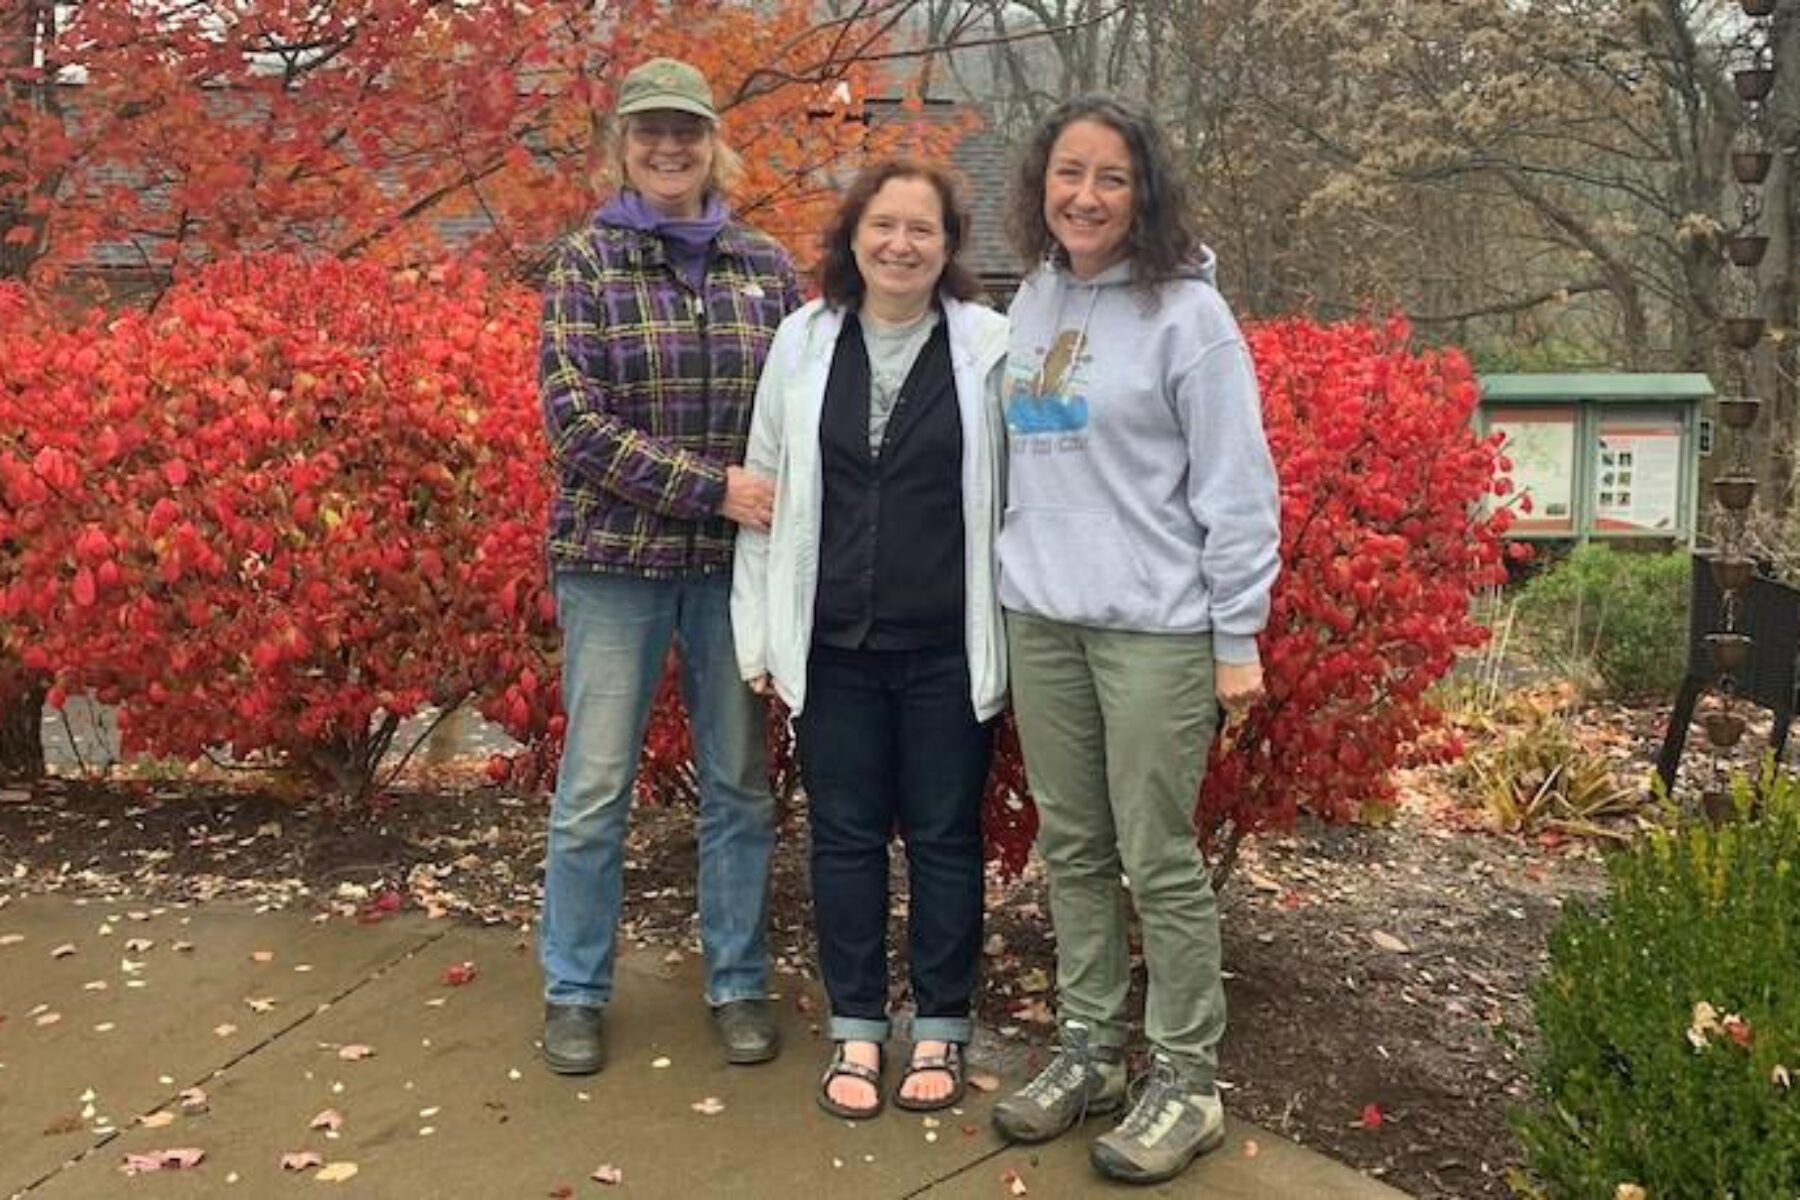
[1512,779,1800,1196]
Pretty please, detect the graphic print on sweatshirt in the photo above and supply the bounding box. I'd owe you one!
[1005,328,1091,441]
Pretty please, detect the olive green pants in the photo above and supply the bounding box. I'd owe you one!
[1006,611,1225,1086]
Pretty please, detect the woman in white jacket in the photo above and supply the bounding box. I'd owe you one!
[731,161,1007,1121]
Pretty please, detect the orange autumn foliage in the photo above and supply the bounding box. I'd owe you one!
[0,0,968,288]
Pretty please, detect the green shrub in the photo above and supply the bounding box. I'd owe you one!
[1513,544,1688,699]
[1512,778,1800,1198]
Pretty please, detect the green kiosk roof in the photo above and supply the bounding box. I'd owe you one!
[1480,373,1714,402]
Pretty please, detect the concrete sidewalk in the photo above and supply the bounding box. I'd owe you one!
[0,894,1408,1199]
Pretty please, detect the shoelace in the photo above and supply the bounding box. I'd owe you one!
[1019,1048,1090,1104]
[1115,1058,1185,1140]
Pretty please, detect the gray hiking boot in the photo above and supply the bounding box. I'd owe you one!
[1090,1051,1227,1185]
[991,1020,1127,1144]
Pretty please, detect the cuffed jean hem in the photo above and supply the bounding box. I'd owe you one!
[544,987,609,1008]
[828,1015,892,1043]
[911,1015,974,1044]
[707,986,771,1007]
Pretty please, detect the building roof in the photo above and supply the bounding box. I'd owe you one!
[1480,373,1716,403]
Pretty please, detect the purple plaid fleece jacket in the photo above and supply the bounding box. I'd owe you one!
[540,213,802,578]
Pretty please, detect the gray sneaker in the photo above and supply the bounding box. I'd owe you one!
[1090,1051,1227,1185]
[991,1020,1127,1144]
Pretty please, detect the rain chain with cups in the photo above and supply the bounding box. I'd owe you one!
[1698,0,1781,820]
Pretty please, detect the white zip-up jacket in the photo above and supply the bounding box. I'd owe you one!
[731,295,1010,719]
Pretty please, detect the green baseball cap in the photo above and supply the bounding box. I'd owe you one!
[615,57,718,122]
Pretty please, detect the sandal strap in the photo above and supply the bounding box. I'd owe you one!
[824,1045,883,1087]
[905,1043,964,1074]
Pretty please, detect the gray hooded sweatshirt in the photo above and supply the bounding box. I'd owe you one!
[997,250,1280,664]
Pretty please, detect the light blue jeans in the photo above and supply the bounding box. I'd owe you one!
[539,571,774,1009]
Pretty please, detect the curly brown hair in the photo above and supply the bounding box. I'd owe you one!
[1006,95,1199,295]
[817,160,981,309]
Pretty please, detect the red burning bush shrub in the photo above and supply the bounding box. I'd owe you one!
[1,256,553,795]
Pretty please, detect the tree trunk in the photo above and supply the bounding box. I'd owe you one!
[0,672,45,782]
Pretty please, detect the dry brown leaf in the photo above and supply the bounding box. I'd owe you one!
[336,1044,375,1061]
[124,938,154,953]
[178,1087,209,1114]
[310,1108,344,1132]
[34,1011,60,1027]
[213,1023,238,1038]
[966,1071,1000,1094]
[51,943,75,959]
[592,1164,624,1185]
[120,1148,204,1175]
[244,996,277,1013]
[1001,1167,1029,1196]
[138,1111,176,1129]
[315,1161,359,1183]
[281,1151,324,1171]
[1369,930,1412,954]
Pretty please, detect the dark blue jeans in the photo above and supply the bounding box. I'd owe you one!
[795,644,994,1044]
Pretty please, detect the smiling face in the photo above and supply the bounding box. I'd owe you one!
[851,175,949,315]
[1043,118,1135,280]
[621,109,716,218]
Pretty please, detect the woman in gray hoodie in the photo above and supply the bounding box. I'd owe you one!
[988,95,1281,1187]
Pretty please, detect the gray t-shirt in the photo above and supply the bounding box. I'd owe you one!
[862,308,939,457]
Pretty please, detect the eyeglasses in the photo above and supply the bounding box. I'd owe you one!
[627,116,710,146]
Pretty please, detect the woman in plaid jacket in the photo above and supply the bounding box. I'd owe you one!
[536,57,801,1077]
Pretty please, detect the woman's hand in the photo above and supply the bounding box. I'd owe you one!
[721,466,774,531]
[1216,660,1265,714]
[747,674,773,696]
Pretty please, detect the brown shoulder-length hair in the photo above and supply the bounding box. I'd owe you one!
[817,160,982,309]
[1006,95,1199,296]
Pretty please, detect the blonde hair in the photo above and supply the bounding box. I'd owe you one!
[588,111,745,198]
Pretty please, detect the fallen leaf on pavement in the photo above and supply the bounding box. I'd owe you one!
[966,1072,1000,1093]
[336,1044,376,1061]
[244,996,277,1013]
[51,943,75,959]
[120,1148,204,1175]
[1243,1138,1260,1157]
[124,938,154,953]
[138,1111,176,1129]
[315,1161,359,1183]
[690,1096,726,1116]
[35,1011,60,1026]
[251,950,274,962]
[651,1056,671,1069]
[1360,1102,1385,1129]
[213,1023,238,1038]
[592,1164,624,1185]
[178,1088,209,1114]
[441,962,477,986]
[548,1187,573,1199]
[310,1109,344,1133]
[0,933,23,946]
[1001,1168,1029,1196]
[281,1151,323,1171]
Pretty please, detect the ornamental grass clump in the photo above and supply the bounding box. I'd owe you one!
[1512,777,1800,1197]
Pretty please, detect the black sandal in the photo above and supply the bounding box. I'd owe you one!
[893,1041,966,1113]
[817,1041,885,1120]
